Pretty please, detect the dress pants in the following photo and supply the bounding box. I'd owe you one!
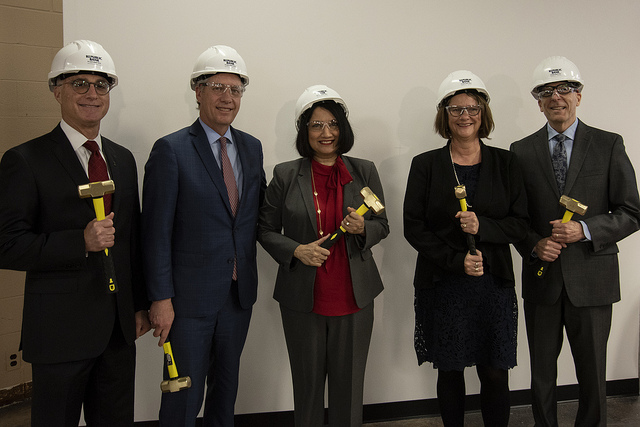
[525,288,612,427]
[280,303,374,427]
[30,318,136,427]
[159,282,252,427]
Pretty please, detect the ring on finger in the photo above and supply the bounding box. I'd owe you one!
[462,223,467,228]
[346,221,350,226]
[475,267,479,272]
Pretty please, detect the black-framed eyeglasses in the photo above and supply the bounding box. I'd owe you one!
[446,105,482,117]
[199,82,245,98]
[536,83,578,99]
[308,120,339,132]
[59,79,113,95]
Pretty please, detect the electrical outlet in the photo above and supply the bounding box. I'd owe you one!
[6,352,21,371]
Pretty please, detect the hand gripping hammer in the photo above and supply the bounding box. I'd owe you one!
[536,195,588,278]
[161,342,192,393]
[320,187,385,249]
[454,185,477,255]
[78,180,118,293]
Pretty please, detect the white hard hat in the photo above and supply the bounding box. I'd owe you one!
[48,40,118,91]
[531,56,584,98]
[436,70,490,109]
[190,45,249,90]
[294,85,349,129]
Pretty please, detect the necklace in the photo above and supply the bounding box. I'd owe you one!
[310,165,323,236]
[449,144,472,208]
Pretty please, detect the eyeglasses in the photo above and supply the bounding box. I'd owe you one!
[200,82,245,98]
[308,120,339,132]
[59,79,113,95]
[536,83,578,99]
[446,105,482,117]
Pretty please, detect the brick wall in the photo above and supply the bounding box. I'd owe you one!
[0,0,62,406]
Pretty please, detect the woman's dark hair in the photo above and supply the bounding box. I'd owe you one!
[433,89,494,140]
[295,100,354,159]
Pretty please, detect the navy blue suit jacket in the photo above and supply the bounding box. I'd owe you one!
[142,120,265,316]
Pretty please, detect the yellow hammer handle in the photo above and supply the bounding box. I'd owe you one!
[562,210,574,223]
[459,199,468,212]
[92,197,109,256]
[163,342,179,379]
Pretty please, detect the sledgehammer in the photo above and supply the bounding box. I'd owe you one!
[320,187,385,249]
[78,180,118,293]
[161,342,192,393]
[454,185,477,255]
[536,195,588,278]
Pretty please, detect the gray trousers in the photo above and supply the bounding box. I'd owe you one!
[280,303,374,427]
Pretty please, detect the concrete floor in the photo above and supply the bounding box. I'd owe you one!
[0,395,638,426]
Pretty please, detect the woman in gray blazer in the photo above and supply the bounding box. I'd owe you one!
[259,85,389,427]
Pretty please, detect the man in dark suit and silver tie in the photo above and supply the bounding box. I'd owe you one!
[143,45,266,427]
[511,56,640,427]
[0,40,150,426]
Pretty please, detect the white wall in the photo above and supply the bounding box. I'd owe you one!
[64,0,640,421]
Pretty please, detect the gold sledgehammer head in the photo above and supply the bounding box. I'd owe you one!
[78,180,115,198]
[161,376,192,393]
[360,187,385,214]
[559,195,588,215]
[454,185,467,199]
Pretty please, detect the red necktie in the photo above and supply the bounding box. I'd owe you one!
[219,137,238,280]
[83,140,112,213]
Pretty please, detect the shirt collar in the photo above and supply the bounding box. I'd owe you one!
[547,118,578,142]
[60,119,103,152]
[199,118,234,145]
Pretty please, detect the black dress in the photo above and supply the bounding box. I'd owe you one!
[414,163,518,371]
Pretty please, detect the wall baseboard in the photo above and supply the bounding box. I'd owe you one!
[0,382,31,408]
[131,378,639,426]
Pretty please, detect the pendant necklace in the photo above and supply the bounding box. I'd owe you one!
[310,166,324,236]
[449,143,472,208]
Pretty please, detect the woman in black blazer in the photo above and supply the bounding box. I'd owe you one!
[403,71,528,427]
[259,85,388,427]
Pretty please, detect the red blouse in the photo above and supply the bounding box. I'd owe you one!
[311,158,360,316]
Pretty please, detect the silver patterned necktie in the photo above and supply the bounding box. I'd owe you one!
[551,134,567,194]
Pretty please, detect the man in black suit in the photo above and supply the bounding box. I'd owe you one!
[511,56,640,427]
[0,40,150,426]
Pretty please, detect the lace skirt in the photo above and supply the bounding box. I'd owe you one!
[414,273,517,371]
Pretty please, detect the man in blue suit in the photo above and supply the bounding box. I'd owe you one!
[142,45,266,427]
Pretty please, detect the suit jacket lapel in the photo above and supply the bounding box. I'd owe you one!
[564,120,590,195]
[531,126,561,197]
[297,158,319,236]
[474,142,494,212]
[101,138,121,213]
[341,156,359,216]
[189,120,233,216]
[49,125,95,213]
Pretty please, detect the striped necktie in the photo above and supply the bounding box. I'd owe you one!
[219,137,238,280]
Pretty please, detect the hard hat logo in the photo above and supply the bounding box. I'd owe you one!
[548,68,563,77]
[458,78,473,86]
[86,55,103,65]
[223,58,237,68]
[314,90,329,96]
